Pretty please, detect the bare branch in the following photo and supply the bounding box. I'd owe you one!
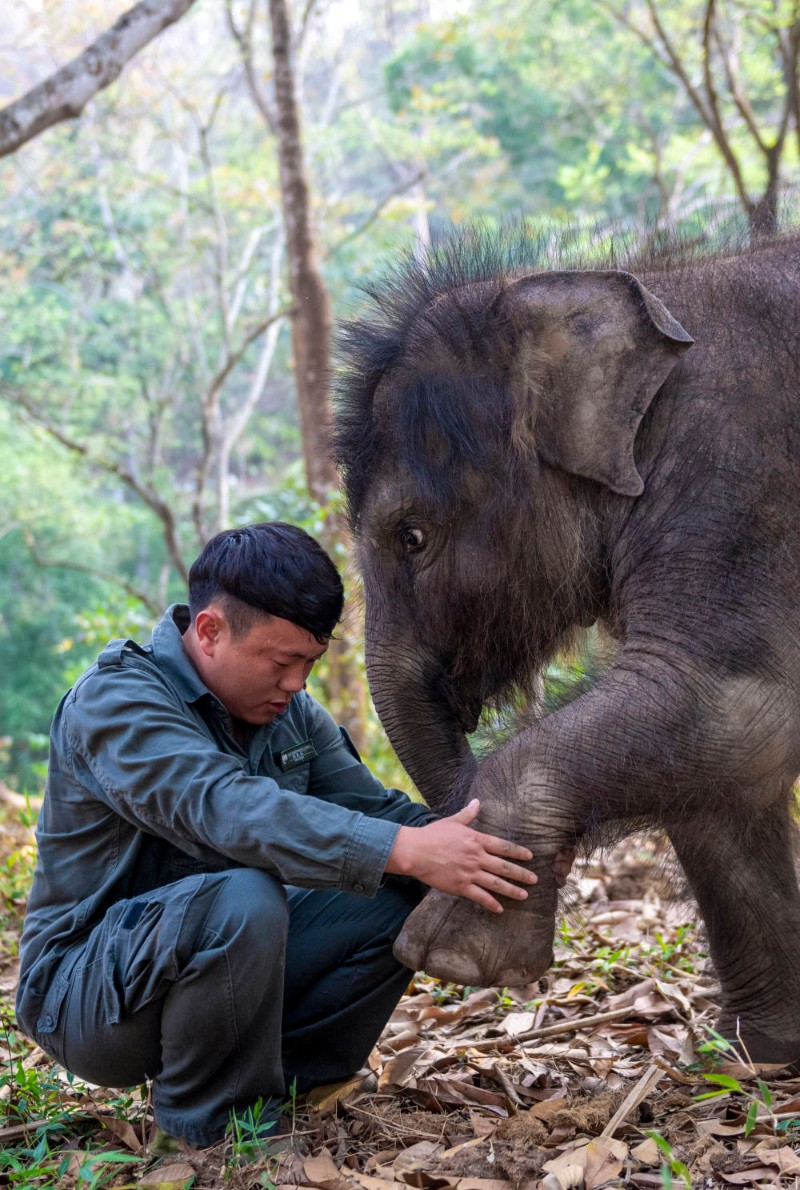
[217,232,287,528]
[191,303,294,539]
[327,168,427,258]
[23,528,160,616]
[645,0,753,215]
[0,0,200,159]
[7,391,189,583]
[225,0,277,134]
[297,0,323,48]
[711,17,767,151]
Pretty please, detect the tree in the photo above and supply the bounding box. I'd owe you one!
[0,0,200,159]
[603,0,800,236]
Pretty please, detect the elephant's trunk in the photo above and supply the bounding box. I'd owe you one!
[365,632,476,813]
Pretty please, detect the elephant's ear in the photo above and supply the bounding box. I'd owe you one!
[497,270,694,497]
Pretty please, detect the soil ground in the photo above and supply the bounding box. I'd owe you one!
[0,812,797,1189]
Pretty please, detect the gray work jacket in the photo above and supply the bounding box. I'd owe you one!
[16,605,431,1040]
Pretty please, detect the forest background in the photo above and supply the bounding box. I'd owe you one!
[2,0,800,800]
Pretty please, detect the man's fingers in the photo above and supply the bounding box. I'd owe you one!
[452,797,481,825]
[482,854,538,885]
[479,874,530,900]
[478,831,533,862]
[464,884,504,914]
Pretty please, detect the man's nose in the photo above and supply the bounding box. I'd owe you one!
[279,666,306,694]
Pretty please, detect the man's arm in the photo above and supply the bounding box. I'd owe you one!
[302,699,542,910]
[64,661,402,898]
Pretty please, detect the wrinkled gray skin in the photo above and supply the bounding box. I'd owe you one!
[336,235,800,1063]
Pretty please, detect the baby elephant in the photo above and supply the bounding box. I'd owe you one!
[335,229,800,1064]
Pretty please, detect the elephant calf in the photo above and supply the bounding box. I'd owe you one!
[335,229,800,1064]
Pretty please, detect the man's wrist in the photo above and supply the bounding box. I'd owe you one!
[385,825,416,877]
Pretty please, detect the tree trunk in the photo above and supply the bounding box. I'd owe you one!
[748,148,781,239]
[267,0,366,749]
[268,0,336,504]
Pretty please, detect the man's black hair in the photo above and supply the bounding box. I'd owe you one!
[188,522,344,643]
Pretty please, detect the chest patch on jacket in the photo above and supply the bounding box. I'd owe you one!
[277,739,317,771]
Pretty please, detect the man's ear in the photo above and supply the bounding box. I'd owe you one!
[193,607,225,655]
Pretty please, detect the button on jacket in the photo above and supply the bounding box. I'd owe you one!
[17,605,433,1040]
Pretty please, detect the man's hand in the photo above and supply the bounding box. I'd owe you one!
[385,798,539,914]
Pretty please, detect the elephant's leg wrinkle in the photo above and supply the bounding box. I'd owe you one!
[393,806,569,987]
[666,798,800,1064]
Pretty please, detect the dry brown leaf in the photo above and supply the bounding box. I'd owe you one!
[653,979,693,1015]
[379,1048,429,1090]
[364,1151,402,1172]
[303,1148,352,1190]
[695,1119,747,1138]
[438,1137,489,1160]
[137,1163,196,1190]
[468,1112,497,1138]
[606,978,655,1008]
[415,1075,508,1113]
[89,1111,143,1153]
[501,1012,536,1037]
[718,1167,781,1185]
[630,1137,661,1164]
[418,991,497,1025]
[529,1096,572,1123]
[542,1136,628,1190]
[385,1029,423,1050]
[307,1074,371,1114]
[715,1059,791,1078]
[752,1142,800,1175]
[397,1173,456,1189]
[348,1173,406,1190]
[391,1141,444,1174]
[454,1180,512,1190]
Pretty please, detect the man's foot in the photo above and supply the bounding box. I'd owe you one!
[149,1127,181,1157]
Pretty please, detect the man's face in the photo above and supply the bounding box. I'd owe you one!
[190,608,328,724]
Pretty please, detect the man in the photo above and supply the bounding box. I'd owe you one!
[16,522,540,1149]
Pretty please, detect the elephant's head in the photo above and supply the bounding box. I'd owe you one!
[336,260,692,811]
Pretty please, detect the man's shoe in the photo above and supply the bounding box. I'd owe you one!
[148,1126,182,1157]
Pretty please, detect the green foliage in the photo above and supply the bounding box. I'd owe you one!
[645,1129,692,1189]
[694,1029,784,1136]
[0,0,798,797]
[225,1096,280,1169]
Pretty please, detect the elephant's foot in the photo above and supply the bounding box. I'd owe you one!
[714,1005,800,1066]
[394,871,559,987]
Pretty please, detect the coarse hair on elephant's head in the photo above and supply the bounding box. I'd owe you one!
[334,228,693,810]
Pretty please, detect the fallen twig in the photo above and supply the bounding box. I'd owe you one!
[467,1006,632,1051]
[601,1063,664,1137]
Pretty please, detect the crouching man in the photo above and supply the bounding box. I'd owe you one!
[16,522,541,1149]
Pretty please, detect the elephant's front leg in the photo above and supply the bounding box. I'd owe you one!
[394,748,578,986]
[394,659,800,1067]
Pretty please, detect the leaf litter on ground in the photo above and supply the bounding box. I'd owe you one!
[0,831,799,1188]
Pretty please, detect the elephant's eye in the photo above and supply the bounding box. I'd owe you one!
[397,523,425,555]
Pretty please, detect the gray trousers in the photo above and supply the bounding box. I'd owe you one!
[38,869,423,1146]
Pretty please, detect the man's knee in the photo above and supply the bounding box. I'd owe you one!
[182,868,289,960]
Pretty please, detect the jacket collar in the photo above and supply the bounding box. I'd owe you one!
[150,604,212,705]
